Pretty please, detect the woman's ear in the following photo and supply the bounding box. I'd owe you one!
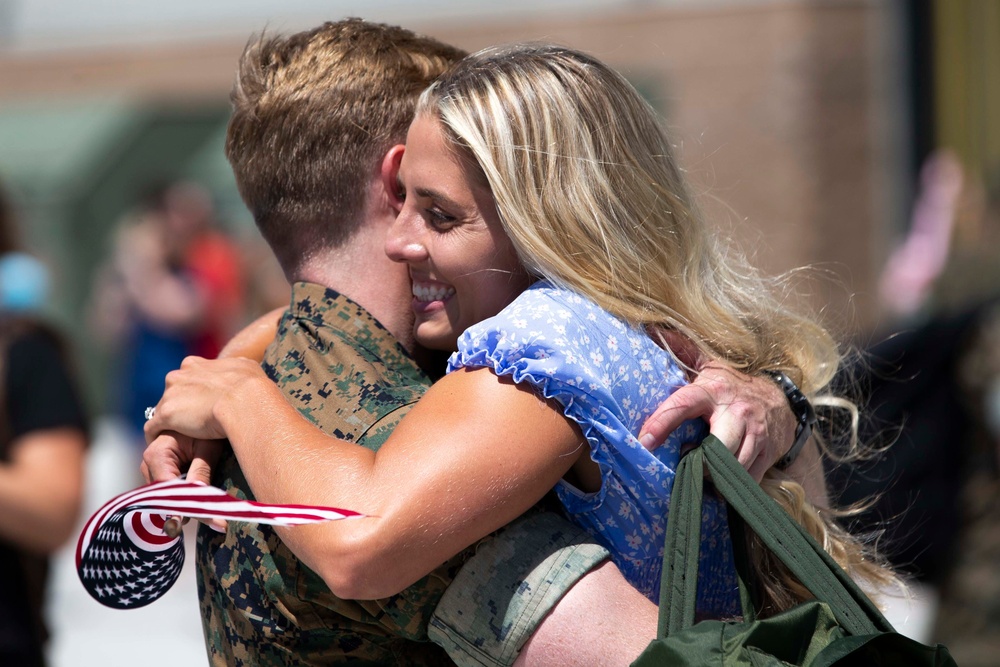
[380,144,406,213]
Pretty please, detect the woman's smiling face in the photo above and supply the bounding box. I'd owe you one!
[385,114,532,351]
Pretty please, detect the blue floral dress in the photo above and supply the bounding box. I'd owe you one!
[448,281,740,617]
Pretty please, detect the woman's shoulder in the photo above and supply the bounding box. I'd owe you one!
[480,281,625,336]
[450,281,671,383]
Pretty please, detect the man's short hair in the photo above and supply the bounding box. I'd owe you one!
[226,19,466,276]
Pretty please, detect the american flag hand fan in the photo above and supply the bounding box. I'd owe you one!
[76,477,361,609]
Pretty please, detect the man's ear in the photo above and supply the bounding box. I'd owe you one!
[380,144,406,213]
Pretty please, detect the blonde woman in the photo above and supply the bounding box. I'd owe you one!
[145,44,893,618]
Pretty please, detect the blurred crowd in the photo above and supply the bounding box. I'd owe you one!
[0,148,998,666]
[0,176,285,665]
[88,181,251,451]
[831,150,1000,664]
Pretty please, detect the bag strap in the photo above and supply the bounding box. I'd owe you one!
[657,439,703,637]
[656,435,894,638]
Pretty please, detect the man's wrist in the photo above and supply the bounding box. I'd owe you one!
[760,370,817,470]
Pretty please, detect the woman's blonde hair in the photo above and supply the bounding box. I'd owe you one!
[417,43,897,613]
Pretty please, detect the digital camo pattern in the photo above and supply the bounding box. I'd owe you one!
[196,282,466,666]
[428,507,611,667]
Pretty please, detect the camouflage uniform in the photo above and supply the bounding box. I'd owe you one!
[197,282,609,666]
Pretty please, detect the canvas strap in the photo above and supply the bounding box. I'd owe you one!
[655,435,894,638]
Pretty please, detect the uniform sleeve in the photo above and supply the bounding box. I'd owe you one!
[359,394,612,656]
[429,508,610,667]
[5,329,89,440]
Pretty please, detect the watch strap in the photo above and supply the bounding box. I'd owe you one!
[761,370,817,470]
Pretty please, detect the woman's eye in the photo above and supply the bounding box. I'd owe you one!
[427,208,457,230]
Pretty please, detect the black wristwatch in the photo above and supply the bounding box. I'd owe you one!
[761,370,817,470]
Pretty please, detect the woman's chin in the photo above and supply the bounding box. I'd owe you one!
[414,328,459,353]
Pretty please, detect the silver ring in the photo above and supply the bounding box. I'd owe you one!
[144,406,157,421]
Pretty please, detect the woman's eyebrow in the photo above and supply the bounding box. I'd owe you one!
[414,186,463,211]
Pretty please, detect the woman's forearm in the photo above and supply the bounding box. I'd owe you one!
[212,376,387,595]
[207,364,583,599]
[219,307,284,361]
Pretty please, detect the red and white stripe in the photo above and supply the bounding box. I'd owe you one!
[76,478,362,567]
[122,510,179,553]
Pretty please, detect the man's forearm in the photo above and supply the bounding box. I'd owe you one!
[513,561,656,667]
[429,509,654,667]
[784,439,829,508]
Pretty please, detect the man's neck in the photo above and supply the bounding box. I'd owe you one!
[296,236,416,354]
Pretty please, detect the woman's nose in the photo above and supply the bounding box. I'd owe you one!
[385,209,427,263]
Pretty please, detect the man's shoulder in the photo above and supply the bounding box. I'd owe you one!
[271,284,426,384]
[263,286,430,446]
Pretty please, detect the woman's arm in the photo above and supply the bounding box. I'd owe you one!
[218,306,284,361]
[146,357,585,599]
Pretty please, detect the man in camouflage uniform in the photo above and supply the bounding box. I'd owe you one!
[189,21,638,665]
[144,18,797,666]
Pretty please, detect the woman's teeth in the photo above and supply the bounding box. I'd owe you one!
[413,284,456,302]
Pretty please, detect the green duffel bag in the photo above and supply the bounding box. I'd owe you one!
[632,435,957,667]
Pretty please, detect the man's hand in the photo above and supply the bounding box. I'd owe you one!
[140,432,228,533]
[638,332,794,482]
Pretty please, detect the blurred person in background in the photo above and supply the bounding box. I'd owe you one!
[162,182,246,361]
[830,149,1000,660]
[0,182,89,667]
[932,298,1000,665]
[89,181,244,453]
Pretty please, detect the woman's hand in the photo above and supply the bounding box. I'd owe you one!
[143,356,268,443]
[139,309,282,487]
[140,432,225,486]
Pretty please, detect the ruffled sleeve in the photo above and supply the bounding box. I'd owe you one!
[450,283,652,417]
